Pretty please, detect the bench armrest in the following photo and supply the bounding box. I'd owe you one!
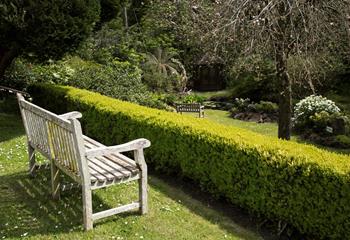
[59,111,82,120]
[85,138,151,159]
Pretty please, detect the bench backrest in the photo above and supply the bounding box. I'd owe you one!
[17,94,88,182]
[176,103,202,112]
[18,95,52,159]
[46,117,83,179]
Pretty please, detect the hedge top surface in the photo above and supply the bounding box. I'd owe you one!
[36,84,350,174]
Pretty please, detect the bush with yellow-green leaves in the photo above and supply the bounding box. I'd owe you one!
[29,84,350,239]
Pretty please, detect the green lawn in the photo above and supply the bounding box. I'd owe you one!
[183,109,278,137]
[184,109,350,154]
[204,110,278,137]
[193,90,231,100]
[0,113,262,240]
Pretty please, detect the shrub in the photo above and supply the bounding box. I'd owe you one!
[182,94,205,104]
[151,93,179,107]
[3,59,38,90]
[230,99,278,122]
[230,98,278,115]
[145,94,175,111]
[226,55,278,102]
[254,101,278,114]
[77,19,144,66]
[142,48,187,93]
[336,135,350,148]
[293,95,343,133]
[3,58,77,90]
[4,56,153,106]
[232,98,251,112]
[29,84,350,239]
[69,60,151,104]
[142,70,182,92]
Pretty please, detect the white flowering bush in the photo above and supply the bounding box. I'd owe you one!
[293,95,341,131]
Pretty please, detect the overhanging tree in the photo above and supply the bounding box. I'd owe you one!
[143,0,350,139]
[0,0,101,80]
[201,0,349,140]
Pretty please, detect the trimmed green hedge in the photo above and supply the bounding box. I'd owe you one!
[29,84,350,239]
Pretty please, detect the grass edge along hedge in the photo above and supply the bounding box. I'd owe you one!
[29,84,350,239]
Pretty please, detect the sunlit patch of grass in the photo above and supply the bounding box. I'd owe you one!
[184,109,349,154]
[193,90,231,100]
[0,113,262,240]
[183,109,278,137]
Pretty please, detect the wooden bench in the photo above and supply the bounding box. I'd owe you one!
[17,94,150,230]
[176,103,204,118]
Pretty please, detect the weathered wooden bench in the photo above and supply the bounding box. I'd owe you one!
[176,103,204,118]
[17,93,150,230]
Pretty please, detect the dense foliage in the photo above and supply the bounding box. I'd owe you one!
[227,55,278,102]
[293,95,341,129]
[4,57,152,105]
[0,0,100,79]
[2,0,349,141]
[229,98,278,123]
[29,84,350,239]
[293,95,350,148]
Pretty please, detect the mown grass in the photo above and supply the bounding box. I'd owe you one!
[0,112,262,240]
[182,109,277,137]
[184,109,350,154]
[204,110,278,137]
[193,90,231,100]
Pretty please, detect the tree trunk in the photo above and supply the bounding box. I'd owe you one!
[276,47,292,140]
[275,2,292,140]
[123,6,129,37]
[0,47,18,81]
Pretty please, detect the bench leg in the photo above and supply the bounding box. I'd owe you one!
[28,144,36,177]
[82,186,93,230]
[51,162,60,200]
[199,110,204,118]
[139,167,148,215]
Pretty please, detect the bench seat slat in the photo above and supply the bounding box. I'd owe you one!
[83,136,138,170]
[88,160,117,181]
[83,137,139,183]
[90,156,131,178]
[87,166,105,183]
[93,155,136,177]
[101,154,138,174]
[84,137,137,167]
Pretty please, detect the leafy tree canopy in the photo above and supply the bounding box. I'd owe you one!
[0,0,100,78]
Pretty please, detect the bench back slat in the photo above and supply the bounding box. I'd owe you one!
[19,99,73,131]
[176,103,204,117]
[17,94,87,179]
[47,121,80,175]
[20,102,51,158]
[176,103,202,112]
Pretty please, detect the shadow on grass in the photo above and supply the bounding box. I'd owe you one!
[148,173,276,240]
[0,169,114,239]
[293,135,350,155]
[0,113,25,143]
